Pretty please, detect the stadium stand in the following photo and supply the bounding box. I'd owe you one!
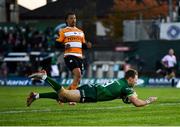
[0,0,180,83]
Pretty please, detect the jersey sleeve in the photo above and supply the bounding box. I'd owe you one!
[162,55,167,62]
[124,87,135,97]
[56,30,65,43]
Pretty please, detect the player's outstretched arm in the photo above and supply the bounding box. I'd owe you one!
[129,95,157,107]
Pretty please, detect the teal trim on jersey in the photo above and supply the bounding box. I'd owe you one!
[115,80,121,86]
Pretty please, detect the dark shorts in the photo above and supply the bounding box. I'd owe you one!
[166,67,175,75]
[78,85,97,103]
[64,55,84,73]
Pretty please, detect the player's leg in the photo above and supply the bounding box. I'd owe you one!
[166,68,176,87]
[27,89,81,106]
[29,70,62,92]
[58,89,81,102]
[27,92,58,107]
[45,76,62,92]
[70,57,84,90]
[45,76,79,103]
[170,68,176,87]
[28,70,64,106]
[28,70,81,105]
[68,68,81,90]
[64,56,83,90]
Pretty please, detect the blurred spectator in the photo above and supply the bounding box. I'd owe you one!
[0,24,55,53]
[57,53,70,79]
[150,19,160,40]
[124,54,144,72]
[0,23,58,76]
[0,62,8,78]
[16,62,32,76]
[50,52,60,77]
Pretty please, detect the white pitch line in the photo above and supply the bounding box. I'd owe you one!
[0,106,127,114]
[0,109,52,114]
[0,102,180,114]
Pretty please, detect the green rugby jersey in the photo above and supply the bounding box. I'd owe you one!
[95,78,135,101]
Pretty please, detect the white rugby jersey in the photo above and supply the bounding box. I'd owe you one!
[162,54,177,67]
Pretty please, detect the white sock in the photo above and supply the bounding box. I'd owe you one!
[42,75,47,80]
[35,93,39,99]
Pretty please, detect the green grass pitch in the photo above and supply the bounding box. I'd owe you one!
[0,86,180,126]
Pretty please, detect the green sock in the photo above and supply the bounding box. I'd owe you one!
[39,92,58,100]
[45,76,62,92]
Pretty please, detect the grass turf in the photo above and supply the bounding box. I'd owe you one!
[0,86,180,126]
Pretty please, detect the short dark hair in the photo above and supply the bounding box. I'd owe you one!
[125,69,138,79]
[65,12,76,21]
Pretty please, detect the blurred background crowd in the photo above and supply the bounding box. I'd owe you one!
[0,0,180,80]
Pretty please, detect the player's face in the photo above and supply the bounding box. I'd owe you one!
[169,49,174,56]
[128,75,138,87]
[66,14,76,27]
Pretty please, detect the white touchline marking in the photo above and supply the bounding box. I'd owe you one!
[0,102,180,114]
[0,109,52,114]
